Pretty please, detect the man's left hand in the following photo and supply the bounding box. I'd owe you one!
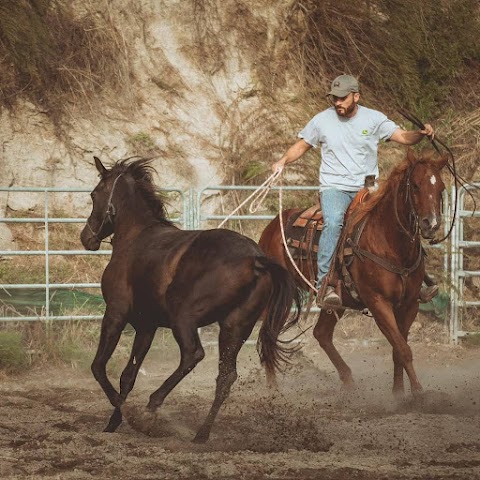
[420,123,434,139]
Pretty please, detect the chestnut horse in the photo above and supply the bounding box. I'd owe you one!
[80,157,301,442]
[259,149,448,396]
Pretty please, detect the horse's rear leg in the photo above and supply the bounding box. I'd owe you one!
[147,327,205,411]
[313,309,354,389]
[193,316,256,443]
[104,329,155,432]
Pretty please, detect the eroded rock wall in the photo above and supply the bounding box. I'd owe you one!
[0,0,295,220]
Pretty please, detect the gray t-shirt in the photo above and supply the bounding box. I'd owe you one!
[299,105,398,191]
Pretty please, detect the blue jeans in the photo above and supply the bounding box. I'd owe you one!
[317,188,358,288]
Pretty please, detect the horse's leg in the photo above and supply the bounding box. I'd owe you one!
[391,302,421,397]
[104,328,156,432]
[313,308,354,389]
[368,300,423,396]
[91,308,129,411]
[146,325,205,411]
[193,314,257,443]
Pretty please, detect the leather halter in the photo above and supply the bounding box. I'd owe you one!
[86,173,124,241]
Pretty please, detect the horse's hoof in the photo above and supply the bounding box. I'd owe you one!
[103,409,123,432]
[340,381,356,392]
[122,403,173,437]
[393,389,406,400]
[414,390,453,411]
[192,431,209,444]
[103,422,119,433]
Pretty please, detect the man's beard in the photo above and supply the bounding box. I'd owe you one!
[335,102,357,117]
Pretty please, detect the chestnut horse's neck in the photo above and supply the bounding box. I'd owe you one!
[362,167,420,248]
[391,175,420,241]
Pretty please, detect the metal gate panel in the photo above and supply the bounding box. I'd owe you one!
[449,184,480,342]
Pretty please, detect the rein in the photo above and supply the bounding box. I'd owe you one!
[393,163,421,242]
[86,173,124,242]
[397,108,466,245]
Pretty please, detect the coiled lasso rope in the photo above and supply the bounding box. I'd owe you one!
[217,171,281,228]
[217,171,318,294]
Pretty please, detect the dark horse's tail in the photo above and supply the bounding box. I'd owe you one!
[255,256,302,378]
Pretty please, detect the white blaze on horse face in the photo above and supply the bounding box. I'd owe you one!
[428,192,438,228]
[430,175,437,185]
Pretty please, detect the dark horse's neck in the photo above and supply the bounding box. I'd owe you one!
[111,179,174,244]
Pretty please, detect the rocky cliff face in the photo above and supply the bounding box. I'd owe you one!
[0,0,296,220]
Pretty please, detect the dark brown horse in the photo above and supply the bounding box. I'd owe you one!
[80,157,301,442]
[259,149,448,396]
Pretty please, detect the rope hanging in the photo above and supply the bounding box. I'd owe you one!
[217,170,318,293]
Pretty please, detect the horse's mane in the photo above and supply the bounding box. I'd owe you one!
[109,157,173,224]
[352,149,440,225]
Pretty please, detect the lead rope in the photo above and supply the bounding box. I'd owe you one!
[278,186,318,294]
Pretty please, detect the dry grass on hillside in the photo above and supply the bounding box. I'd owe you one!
[184,0,480,187]
[0,0,130,117]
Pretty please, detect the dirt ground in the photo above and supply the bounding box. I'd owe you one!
[1,320,480,480]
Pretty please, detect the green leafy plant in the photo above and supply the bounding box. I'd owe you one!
[127,132,159,157]
[0,329,29,372]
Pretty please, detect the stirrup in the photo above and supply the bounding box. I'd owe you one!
[316,286,341,308]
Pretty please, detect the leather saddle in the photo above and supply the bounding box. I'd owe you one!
[284,187,372,307]
[285,188,371,261]
[285,204,323,259]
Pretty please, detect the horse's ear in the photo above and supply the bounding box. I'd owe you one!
[406,148,417,165]
[94,156,108,177]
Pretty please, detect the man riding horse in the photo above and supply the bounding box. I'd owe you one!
[271,74,439,307]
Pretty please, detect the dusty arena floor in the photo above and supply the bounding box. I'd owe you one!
[1,325,480,480]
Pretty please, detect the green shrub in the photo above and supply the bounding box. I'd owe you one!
[0,330,29,372]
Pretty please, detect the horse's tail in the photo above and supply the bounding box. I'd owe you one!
[255,256,302,378]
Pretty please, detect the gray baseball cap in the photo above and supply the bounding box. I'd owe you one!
[327,74,359,97]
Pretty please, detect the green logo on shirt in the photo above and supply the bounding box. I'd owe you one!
[362,129,369,135]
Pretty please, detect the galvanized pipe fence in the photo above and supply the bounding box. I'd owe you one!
[0,184,478,343]
[449,183,480,342]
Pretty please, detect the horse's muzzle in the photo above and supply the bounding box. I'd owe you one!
[420,217,440,239]
[80,225,101,251]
